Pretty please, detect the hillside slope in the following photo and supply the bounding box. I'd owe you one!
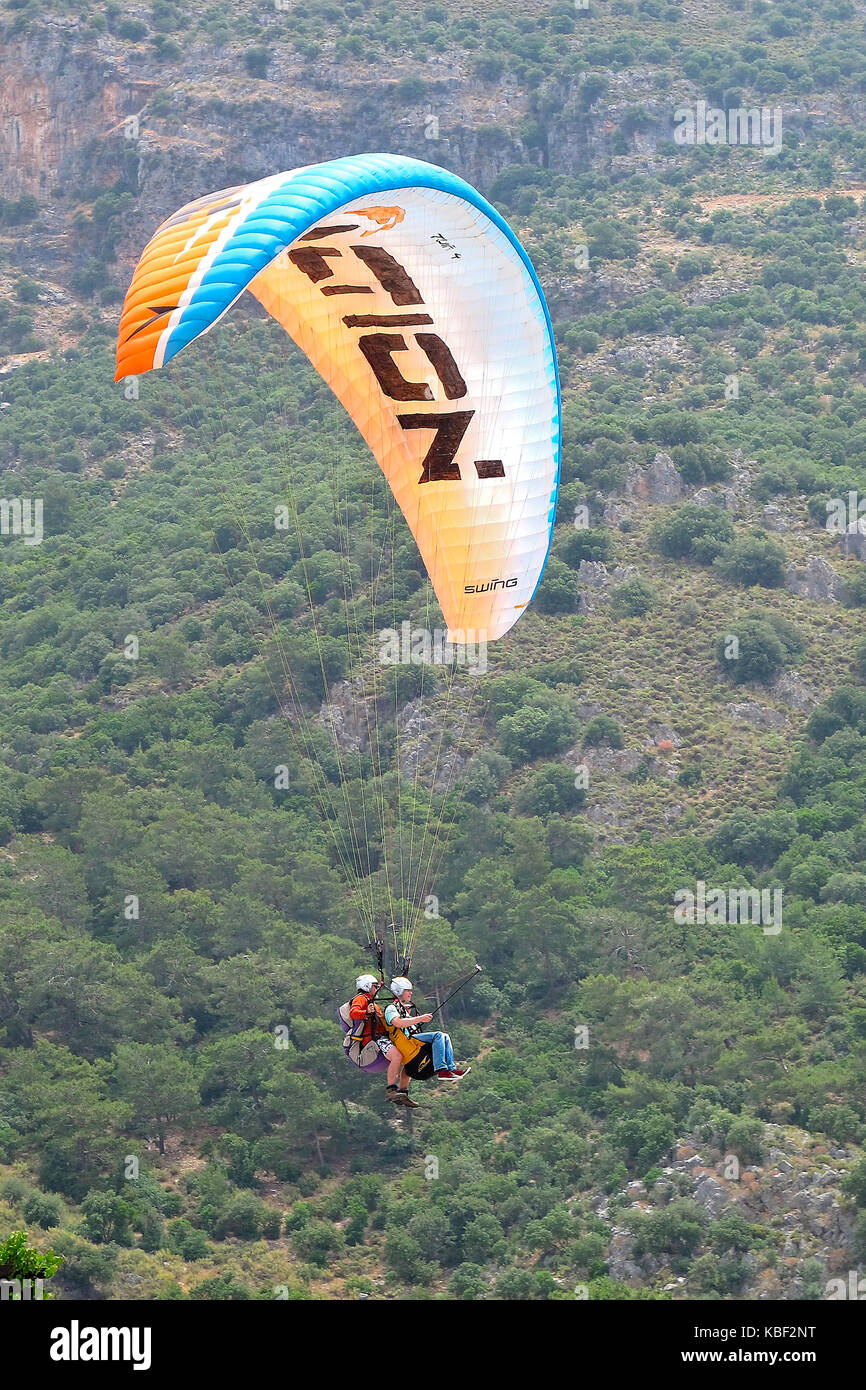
[1,0,866,1302]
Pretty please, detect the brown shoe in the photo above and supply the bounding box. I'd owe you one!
[394,1091,419,1108]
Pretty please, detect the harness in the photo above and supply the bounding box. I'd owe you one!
[383,996,437,1079]
[383,996,425,1064]
[339,992,389,1070]
[349,994,386,1048]
[391,997,420,1033]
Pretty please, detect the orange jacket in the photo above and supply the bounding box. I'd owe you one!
[348,992,387,1047]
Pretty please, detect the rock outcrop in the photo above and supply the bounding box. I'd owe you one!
[786,556,846,603]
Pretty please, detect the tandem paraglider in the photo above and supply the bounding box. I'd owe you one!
[115,153,561,1096]
[339,947,481,1105]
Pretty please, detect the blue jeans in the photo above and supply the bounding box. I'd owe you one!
[413,1031,454,1071]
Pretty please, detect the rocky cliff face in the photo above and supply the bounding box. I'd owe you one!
[0,18,542,276]
[0,25,148,200]
[599,1126,861,1300]
[3,16,863,289]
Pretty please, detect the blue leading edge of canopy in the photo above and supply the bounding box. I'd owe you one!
[163,153,562,591]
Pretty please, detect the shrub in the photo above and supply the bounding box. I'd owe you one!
[516,764,585,816]
[583,715,623,749]
[396,75,426,102]
[650,505,734,562]
[449,1262,488,1299]
[384,1229,429,1282]
[22,1191,63,1229]
[167,1219,210,1260]
[497,692,578,763]
[629,1199,707,1258]
[556,527,613,567]
[474,53,504,81]
[670,444,731,485]
[709,808,796,868]
[714,534,786,588]
[461,1213,505,1263]
[745,608,802,659]
[79,1191,134,1246]
[611,576,656,616]
[716,619,786,685]
[646,411,703,446]
[291,1220,344,1267]
[244,47,269,77]
[725,1116,764,1165]
[117,18,147,39]
[535,558,581,613]
[675,253,714,281]
[494,1268,536,1299]
[842,1158,866,1208]
[0,1230,63,1282]
[845,570,866,609]
[189,1274,252,1299]
[613,1105,677,1171]
[214,1192,273,1240]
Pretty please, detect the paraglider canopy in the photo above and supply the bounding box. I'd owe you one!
[116,154,561,642]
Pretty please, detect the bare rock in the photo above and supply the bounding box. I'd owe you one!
[648,722,680,747]
[603,498,635,526]
[627,451,684,505]
[841,520,866,560]
[608,1228,642,1283]
[585,797,629,829]
[785,556,845,602]
[397,695,472,791]
[694,1176,730,1217]
[577,561,639,615]
[577,701,604,720]
[762,504,789,532]
[578,560,611,588]
[728,701,789,732]
[771,671,820,712]
[579,744,645,776]
[318,680,370,753]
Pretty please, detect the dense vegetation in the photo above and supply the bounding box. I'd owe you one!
[1,0,866,1301]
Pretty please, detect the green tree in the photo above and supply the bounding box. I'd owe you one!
[79,1190,135,1246]
[112,1044,200,1155]
[650,505,734,562]
[611,576,656,617]
[0,1230,63,1284]
[716,619,787,684]
[714,534,786,588]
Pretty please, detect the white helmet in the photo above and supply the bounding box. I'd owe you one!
[390,977,413,996]
[355,974,378,993]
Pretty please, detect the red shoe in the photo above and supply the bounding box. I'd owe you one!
[451,1067,471,1077]
[435,1069,460,1081]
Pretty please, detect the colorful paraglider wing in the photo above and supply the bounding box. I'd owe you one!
[115,155,560,640]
